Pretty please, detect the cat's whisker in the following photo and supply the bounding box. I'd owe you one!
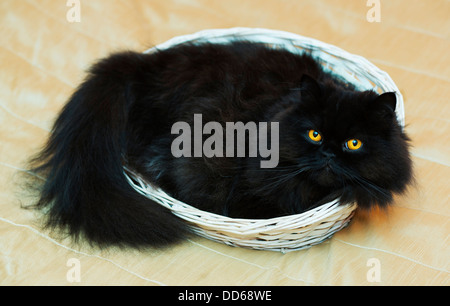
[260,166,312,189]
[338,167,391,198]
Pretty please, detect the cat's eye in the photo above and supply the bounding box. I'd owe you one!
[308,129,322,143]
[344,139,363,151]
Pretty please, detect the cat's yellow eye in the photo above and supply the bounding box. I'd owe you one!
[308,129,322,142]
[345,139,363,151]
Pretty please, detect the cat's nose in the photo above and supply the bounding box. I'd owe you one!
[322,150,336,159]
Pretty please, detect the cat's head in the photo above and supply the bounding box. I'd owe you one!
[277,75,413,209]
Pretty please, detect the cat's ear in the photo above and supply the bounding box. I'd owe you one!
[373,92,397,113]
[300,74,321,100]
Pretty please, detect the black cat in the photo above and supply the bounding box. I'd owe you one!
[27,41,413,248]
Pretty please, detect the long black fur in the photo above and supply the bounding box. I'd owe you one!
[27,41,413,248]
[27,52,189,248]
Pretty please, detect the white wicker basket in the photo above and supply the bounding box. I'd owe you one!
[125,28,404,253]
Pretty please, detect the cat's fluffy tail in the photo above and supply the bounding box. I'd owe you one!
[27,52,188,248]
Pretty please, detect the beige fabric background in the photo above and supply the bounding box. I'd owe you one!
[0,0,448,286]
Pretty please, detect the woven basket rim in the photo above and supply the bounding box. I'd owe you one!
[124,27,404,252]
[124,168,357,227]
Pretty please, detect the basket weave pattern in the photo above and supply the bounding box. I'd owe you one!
[125,28,404,253]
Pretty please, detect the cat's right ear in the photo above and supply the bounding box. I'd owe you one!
[300,74,321,100]
[374,92,397,113]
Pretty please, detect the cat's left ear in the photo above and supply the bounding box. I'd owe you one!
[373,92,397,113]
[300,74,321,100]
